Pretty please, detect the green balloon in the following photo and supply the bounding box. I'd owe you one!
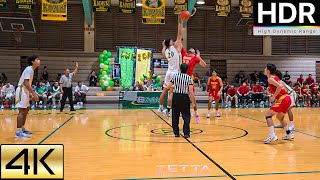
[155,77,160,83]
[103,56,108,61]
[98,74,103,79]
[119,78,122,83]
[157,81,162,86]
[109,80,114,87]
[107,58,112,63]
[102,71,107,75]
[107,52,112,58]
[140,76,144,82]
[100,69,103,73]
[106,77,111,81]
[106,69,111,74]
[99,54,104,59]
[103,50,108,55]
[101,84,106,90]
[104,60,109,65]
[100,58,104,63]
[108,65,112,70]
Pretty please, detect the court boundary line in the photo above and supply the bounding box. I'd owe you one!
[150,109,236,180]
[237,114,320,139]
[38,116,74,144]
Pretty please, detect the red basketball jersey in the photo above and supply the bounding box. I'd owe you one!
[209,77,221,92]
[268,76,288,99]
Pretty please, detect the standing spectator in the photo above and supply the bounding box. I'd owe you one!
[306,74,315,87]
[252,81,264,106]
[297,74,304,86]
[132,81,144,91]
[225,84,238,108]
[60,62,78,112]
[0,82,15,109]
[74,81,89,107]
[41,66,49,81]
[236,70,246,85]
[283,71,292,86]
[50,82,60,109]
[32,81,48,109]
[250,71,259,84]
[237,82,250,107]
[88,70,97,87]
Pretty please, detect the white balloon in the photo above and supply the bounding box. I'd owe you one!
[99,63,105,68]
[103,81,109,86]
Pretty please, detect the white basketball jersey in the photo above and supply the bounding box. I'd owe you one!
[165,46,181,72]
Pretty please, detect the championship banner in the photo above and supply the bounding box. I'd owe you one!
[239,0,253,18]
[93,0,111,12]
[119,0,136,13]
[118,47,135,89]
[41,0,67,21]
[15,0,35,9]
[142,0,165,24]
[0,0,6,8]
[174,0,187,14]
[215,0,231,17]
[135,49,152,83]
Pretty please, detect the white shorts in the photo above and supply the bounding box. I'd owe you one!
[290,91,297,107]
[15,86,30,109]
[164,71,178,88]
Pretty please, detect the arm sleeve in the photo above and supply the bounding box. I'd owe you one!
[193,56,201,63]
[59,77,64,84]
[22,68,32,80]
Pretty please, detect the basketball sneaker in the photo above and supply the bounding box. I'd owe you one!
[215,112,221,117]
[282,131,294,140]
[163,109,170,119]
[158,107,163,113]
[15,131,30,138]
[274,124,283,128]
[195,115,200,123]
[289,125,295,131]
[264,134,278,144]
[23,129,33,134]
[206,113,210,118]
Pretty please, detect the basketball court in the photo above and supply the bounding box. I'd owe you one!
[0,107,319,179]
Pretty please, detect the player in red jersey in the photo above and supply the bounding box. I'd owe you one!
[263,63,293,144]
[181,47,206,123]
[206,69,223,118]
[301,82,311,107]
[311,83,319,106]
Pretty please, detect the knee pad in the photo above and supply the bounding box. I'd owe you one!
[265,116,272,120]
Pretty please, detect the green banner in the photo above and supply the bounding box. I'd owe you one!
[142,0,165,24]
[15,0,35,9]
[92,0,111,12]
[0,0,6,8]
[119,0,136,13]
[122,91,167,109]
[174,0,187,14]
[119,48,135,89]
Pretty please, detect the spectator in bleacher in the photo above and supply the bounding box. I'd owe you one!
[151,79,160,91]
[88,70,97,87]
[133,81,144,91]
[237,82,250,107]
[222,77,230,105]
[252,81,264,105]
[44,80,50,87]
[50,82,61,109]
[250,71,259,84]
[297,74,304,86]
[41,66,49,81]
[301,82,311,107]
[32,81,48,109]
[236,70,246,85]
[225,84,238,108]
[74,81,89,107]
[293,83,303,106]
[258,71,268,87]
[193,73,201,87]
[282,71,292,86]
[306,74,315,87]
[311,82,319,106]
[56,73,62,82]
[144,80,153,92]
[0,82,15,109]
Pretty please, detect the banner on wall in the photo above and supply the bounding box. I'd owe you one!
[215,0,231,17]
[118,47,135,89]
[0,0,6,8]
[41,0,67,21]
[173,0,187,14]
[239,0,253,18]
[15,0,35,9]
[122,91,167,108]
[142,0,165,24]
[119,0,136,13]
[93,0,111,12]
[135,49,152,83]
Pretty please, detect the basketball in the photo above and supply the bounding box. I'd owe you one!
[181,11,190,20]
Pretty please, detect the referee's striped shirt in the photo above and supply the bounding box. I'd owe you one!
[170,73,193,94]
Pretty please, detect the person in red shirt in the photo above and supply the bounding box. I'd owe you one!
[306,74,315,86]
[311,83,319,106]
[206,69,223,118]
[237,82,250,107]
[263,63,292,144]
[225,84,238,107]
[297,74,304,86]
[252,81,264,106]
[301,82,311,107]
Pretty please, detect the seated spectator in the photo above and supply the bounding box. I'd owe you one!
[44,80,50,87]
[74,81,89,107]
[258,71,268,87]
[32,81,48,109]
[1,73,8,86]
[301,82,311,107]
[0,82,15,109]
[132,81,144,91]
[250,71,259,84]
[282,71,292,86]
[88,70,97,87]
[225,84,238,108]
[237,82,250,107]
[144,80,153,92]
[293,83,303,106]
[151,79,160,91]
[193,73,201,87]
[222,78,230,105]
[236,70,246,85]
[311,82,319,106]
[49,82,61,109]
[297,74,304,86]
[306,74,315,87]
[252,81,264,106]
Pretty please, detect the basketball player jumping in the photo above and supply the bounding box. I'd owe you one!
[158,16,184,118]
[15,55,40,138]
[207,69,223,118]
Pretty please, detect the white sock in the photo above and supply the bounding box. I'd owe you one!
[269,126,275,136]
[290,121,294,127]
[17,128,23,132]
[195,110,199,116]
[160,105,163,109]
[284,125,290,131]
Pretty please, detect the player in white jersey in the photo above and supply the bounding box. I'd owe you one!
[158,16,184,118]
[15,55,40,138]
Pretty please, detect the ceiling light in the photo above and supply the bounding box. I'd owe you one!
[136,0,142,7]
[197,0,205,5]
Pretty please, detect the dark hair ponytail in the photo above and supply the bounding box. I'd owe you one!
[274,69,283,80]
[266,63,277,75]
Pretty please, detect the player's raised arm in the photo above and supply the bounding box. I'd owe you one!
[162,40,167,57]
[174,17,184,52]
[196,50,207,68]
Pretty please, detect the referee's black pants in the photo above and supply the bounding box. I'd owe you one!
[172,93,191,136]
[60,87,74,111]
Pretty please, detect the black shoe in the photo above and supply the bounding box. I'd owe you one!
[183,134,190,138]
[60,110,63,112]
[175,134,180,137]
[70,109,76,111]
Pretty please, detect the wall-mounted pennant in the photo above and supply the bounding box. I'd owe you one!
[119,0,136,13]
[15,0,35,9]
[142,0,165,24]
[41,0,67,21]
[93,0,111,12]
[215,0,231,17]
[239,0,253,18]
[174,0,187,14]
[0,0,7,8]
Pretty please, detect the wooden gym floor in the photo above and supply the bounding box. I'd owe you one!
[0,107,319,179]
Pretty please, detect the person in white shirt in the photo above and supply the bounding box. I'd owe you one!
[0,82,15,109]
[74,81,89,107]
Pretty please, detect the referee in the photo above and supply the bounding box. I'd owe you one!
[166,63,196,138]
[60,62,78,112]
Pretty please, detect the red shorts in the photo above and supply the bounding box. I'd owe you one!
[270,95,291,114]
[209,91,220,100]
